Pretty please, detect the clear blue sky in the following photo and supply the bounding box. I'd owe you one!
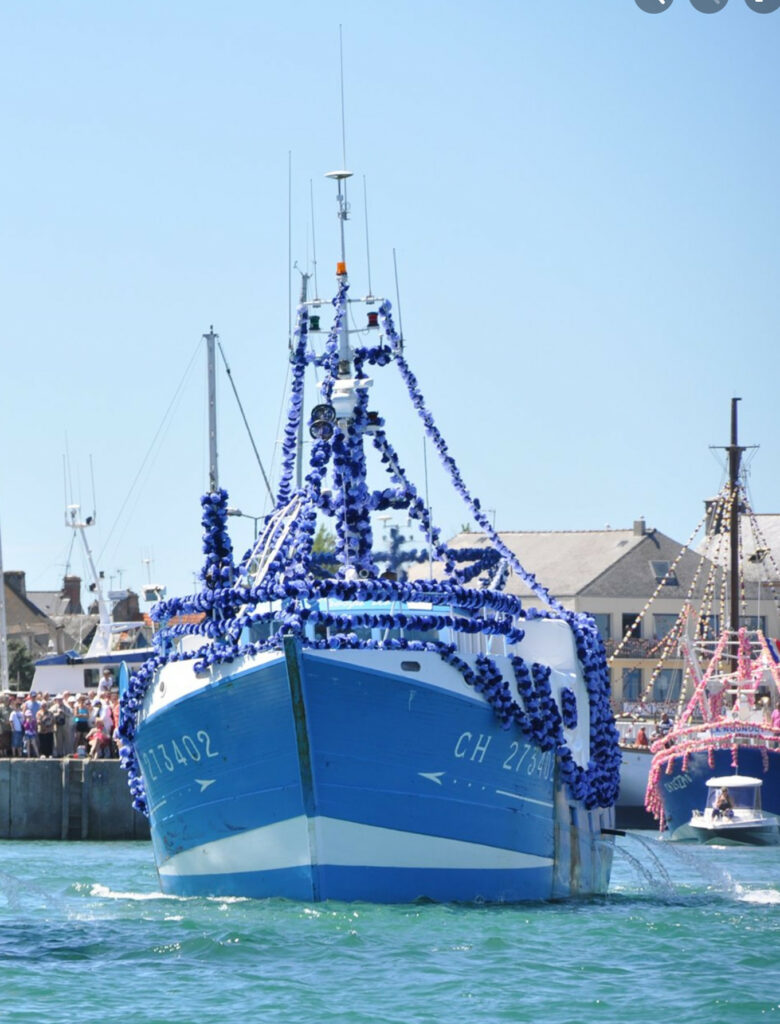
[1,1,779,600]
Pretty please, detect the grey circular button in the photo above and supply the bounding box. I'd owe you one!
[690,0,728,9]
[634,0,673,11]
[744,0,780,11]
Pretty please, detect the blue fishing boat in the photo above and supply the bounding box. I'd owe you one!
[118,168,620,902]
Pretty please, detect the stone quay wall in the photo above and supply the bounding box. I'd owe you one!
[0,759,150,840]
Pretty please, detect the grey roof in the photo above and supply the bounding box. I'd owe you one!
[28,591,70,617]
[417,527,702,600]
[415,524,767,602]
[697,513,780,583]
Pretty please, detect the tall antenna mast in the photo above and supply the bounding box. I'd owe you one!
[288,152,293,353]
[325,29,352,368]
[89,454,98,522]
[205,326,219,492]
[310,179,319,299]
[339,25,347,173]
[393,248,405,349]
[363,175,373,298]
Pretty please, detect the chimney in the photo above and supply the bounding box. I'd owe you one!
[633,518,646,537]
[4,570,27,598]
[113,590,142,622]
[62,575,83,614]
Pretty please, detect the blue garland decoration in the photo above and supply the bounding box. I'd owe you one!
[119,286,620,817]
[560,687,578,730]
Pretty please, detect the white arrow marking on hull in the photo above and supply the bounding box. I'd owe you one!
[419,771,445,785]
[195,779,216,792]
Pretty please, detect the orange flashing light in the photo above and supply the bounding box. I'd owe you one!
[336,261,347,276]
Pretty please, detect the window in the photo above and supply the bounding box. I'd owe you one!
[247,620,272,643]
[586,613,611,640]
[653,668,682,702]
[650,560,677,585]
[697,614,719,639]
[739,615,767,633]
[401,627,439,644]
[653,614,679,640]
[622,667,642,702]
[622,613,641,639]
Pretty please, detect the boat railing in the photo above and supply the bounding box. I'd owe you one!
[237,495,303,590]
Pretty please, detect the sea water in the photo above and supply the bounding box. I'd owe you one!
[0,834,777,1024]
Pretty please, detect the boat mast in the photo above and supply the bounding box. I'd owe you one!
[727,397,744,634]
[0,521,9,691]
[296,270,310,490]
[66,505,111,625]
[205,326,219,492]
[326,169,354,368]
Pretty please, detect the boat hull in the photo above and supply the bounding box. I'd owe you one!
[134,642,614,902]
[689,819,780,846]
[616,747,654,829]
[652,747,780,841]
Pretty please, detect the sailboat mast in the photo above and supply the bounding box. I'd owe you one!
[727,396,744,634]
[205,326,219,492]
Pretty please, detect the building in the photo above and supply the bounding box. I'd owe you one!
[432,516,780,712]
[2,571,56,661]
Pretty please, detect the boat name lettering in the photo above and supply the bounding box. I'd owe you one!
[140,730,220,781]
[453,733,555,781]
[454,731,491,762]
[503,741,554,781]
[663,772,692,793]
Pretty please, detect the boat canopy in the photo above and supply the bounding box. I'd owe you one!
[705,775,763,789]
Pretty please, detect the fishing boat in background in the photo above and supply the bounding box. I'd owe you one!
[615,729,654,829]
[31,504,155,694]
[644,401,780,839]
[117,166,621,903]
[688,776,779,846]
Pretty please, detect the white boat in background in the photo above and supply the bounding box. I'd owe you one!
[688,776,779,846]
[31,505,155,694]
[616,744,654,828]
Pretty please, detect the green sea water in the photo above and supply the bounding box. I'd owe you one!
[0,833,777,1024]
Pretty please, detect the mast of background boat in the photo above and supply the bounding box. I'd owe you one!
[66,505,111,626]
[727,397,744,637]
[205,326,219,491]
[0,520,9,690]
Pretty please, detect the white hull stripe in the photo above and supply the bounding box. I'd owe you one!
[158,816,552,878]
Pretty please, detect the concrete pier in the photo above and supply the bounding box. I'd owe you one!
[0,759,150,840]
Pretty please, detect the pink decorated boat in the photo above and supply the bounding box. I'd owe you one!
[644,400,780,839]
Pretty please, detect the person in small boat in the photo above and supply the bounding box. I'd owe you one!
[636,726,649,748]
[713,787,734,819]
[657,712,673,736]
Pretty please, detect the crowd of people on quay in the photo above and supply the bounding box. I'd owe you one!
[0,668,122,761]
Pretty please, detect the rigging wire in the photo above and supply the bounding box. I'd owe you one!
[266,361,292,515]
[310,179,319,300]
[98,335,203,564]
[217,341,275,504]
[363,175,372,297]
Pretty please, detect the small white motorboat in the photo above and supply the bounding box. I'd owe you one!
[689,775,779,846]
